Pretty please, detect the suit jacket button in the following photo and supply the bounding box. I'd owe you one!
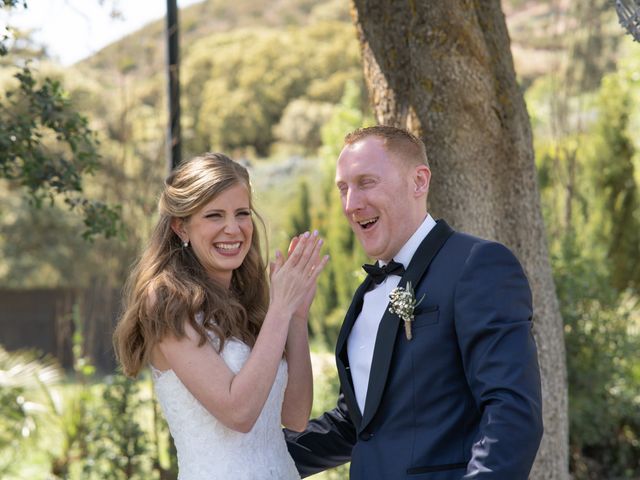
[360,431,373,441]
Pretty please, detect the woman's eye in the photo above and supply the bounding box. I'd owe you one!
[205,213,222,219]
[237,210,251,216]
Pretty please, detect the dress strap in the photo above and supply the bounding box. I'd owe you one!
[149,363,169,380]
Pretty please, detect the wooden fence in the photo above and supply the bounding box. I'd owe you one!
[0,286,121,372]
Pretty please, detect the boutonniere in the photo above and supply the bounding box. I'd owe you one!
[388,281,425,340]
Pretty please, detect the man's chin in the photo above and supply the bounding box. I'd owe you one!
[361,243,381,259]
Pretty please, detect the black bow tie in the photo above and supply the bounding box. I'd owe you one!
[362,260,406,284]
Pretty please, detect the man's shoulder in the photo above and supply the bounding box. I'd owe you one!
[440,226,516,258]
[441,226,490,249]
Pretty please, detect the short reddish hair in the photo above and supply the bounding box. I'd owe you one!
[344,125,429,168]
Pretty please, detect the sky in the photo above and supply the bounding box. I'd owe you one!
[1,0,203,66]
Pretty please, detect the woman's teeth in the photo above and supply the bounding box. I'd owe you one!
[215,242,241,250]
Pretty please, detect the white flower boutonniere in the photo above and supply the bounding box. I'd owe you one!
[388,281,425,340]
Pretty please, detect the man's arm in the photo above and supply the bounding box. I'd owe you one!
[455,241,543,479]
[285,393,356,478]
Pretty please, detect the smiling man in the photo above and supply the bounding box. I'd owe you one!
[286,125,543,479]
[336,129,431,263]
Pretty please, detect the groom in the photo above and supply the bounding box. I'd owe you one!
[286,126,543,479]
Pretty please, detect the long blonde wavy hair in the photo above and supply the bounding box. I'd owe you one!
[113,153,269,377]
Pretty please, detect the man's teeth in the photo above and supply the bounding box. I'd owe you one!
[215,242,241,250]
[358,218,378,227]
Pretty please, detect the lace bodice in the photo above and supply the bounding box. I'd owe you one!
[152,336,300,480]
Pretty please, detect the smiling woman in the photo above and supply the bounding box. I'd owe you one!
[170,183,254,288]
[115,152,270,372]
[112,152,329,479]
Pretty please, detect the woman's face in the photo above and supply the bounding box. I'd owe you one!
[174,183,254,287]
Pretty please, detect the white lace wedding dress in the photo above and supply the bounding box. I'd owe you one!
[151,335,300,480]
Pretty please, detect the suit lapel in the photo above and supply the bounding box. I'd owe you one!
[359,219,454,432]
[335,276,372,429]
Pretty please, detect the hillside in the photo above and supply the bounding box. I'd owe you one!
[79,0,609,88]
[81,0,349,80]
[55,0,623,165]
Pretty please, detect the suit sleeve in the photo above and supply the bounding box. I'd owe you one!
[284,393,356,478]
[454,241,543,479]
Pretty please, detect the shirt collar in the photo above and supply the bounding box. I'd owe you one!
[380,214,436,268]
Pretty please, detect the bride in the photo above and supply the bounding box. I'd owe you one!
[113,153,328,479]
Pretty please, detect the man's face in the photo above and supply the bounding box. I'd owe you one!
[335,136,425,262]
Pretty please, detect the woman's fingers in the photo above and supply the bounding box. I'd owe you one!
[297,231,323,271]
[269,261,276,279]
[270,231,329,314]
[309,254,330,282]
[285,232,310,268]
[300,236,324,277]
[299,254,329,311]
[271,249,284,278]
[288,236,300,257]
[277,230,327,286]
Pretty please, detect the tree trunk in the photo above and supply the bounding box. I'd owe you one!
[350,1,568,478]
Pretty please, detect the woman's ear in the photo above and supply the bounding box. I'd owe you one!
[413,165,431,197]
[170,217,187,243]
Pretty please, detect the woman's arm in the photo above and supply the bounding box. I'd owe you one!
[281,314,313,431]
[153,233,327,433]
[156,304,292,433]
[280,233,327,431]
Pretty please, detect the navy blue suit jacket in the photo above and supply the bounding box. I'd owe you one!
[286,220,543,479]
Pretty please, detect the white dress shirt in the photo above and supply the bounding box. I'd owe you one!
[347,214,437,414]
